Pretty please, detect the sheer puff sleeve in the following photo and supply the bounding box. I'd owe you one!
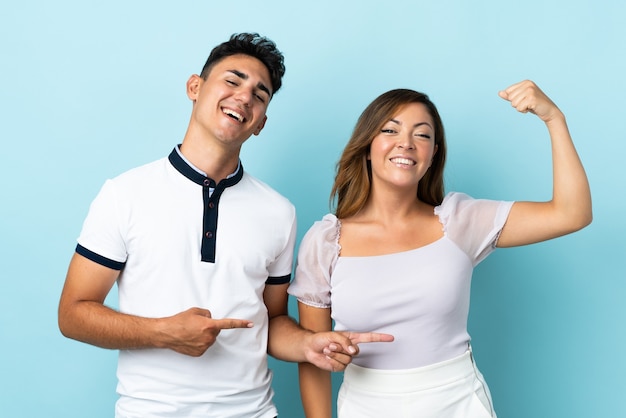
[287,214,341,308]
[435,192,513,266]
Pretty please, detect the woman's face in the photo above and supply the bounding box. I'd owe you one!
[368,102,438,192]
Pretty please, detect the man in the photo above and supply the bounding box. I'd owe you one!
[58,33,392,417]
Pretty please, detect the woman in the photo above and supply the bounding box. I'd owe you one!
[287,80,592,418]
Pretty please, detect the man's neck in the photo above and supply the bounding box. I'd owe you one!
[179,139,241,182]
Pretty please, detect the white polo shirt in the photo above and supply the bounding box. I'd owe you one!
[77,146,297,418]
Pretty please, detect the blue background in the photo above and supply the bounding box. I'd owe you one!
[1,1,624,417]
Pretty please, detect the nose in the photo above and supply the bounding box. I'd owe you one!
[397,133,415,150]
[235,89,252,107]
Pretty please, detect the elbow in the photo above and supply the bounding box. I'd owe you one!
[57,302,78,340]
[562,195,593,234]
[579,200,594,230]
[57,309,72,339]
[582,210,593,229]
[579,193,594,229]
[567,207,593,234]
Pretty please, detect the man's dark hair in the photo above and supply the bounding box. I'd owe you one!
[200,33,286,96]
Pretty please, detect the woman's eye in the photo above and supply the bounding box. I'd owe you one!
[416,133,431,139]
[381,129,395,134]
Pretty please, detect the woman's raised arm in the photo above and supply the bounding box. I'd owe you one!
[496,80,592,248]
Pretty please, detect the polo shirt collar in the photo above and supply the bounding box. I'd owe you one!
[167,145,244,263]
[168,145,244,188]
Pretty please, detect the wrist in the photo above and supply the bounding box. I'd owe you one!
[543,108,566,125]
[152,317,172,349]
[302,329,319,363]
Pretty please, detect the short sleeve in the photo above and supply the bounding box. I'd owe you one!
[77,179,128,265]
[435,192,513,266]
[287,214,341,308]
[266,206,297,284]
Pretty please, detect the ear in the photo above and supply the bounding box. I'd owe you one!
[253,115,268,136]
[186,74,202,102]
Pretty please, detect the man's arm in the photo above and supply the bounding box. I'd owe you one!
[263,283,394,371]
[58,252,252,356]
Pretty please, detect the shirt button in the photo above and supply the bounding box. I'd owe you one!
[205,231,214,239]
[203,179,211,186]
[208,202,215,209]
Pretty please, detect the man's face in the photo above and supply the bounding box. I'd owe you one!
[187,54,272,150]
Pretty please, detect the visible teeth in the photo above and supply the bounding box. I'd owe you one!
[223,108,244,122]
[390,157,414,165]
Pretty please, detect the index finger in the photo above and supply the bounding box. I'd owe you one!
[347,332,395,344]
[213,318,254,330]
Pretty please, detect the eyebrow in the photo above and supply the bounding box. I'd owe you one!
[227,69,272,97]
[389,119,434,130]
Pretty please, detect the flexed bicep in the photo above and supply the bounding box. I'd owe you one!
[496,81,592,248]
